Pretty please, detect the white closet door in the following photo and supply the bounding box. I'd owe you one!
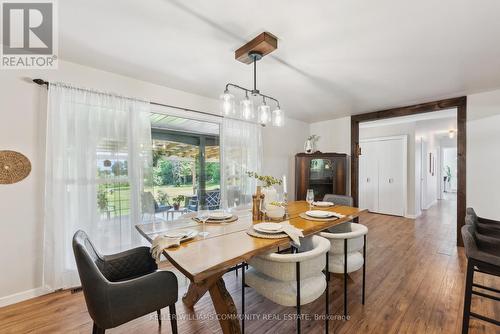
[359,141,379,212]
[378,138,406,216]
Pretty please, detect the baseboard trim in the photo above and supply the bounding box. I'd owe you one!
[0,287,51,308]
[405,214,418,219]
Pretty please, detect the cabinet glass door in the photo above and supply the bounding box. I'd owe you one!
[309,158,334,200]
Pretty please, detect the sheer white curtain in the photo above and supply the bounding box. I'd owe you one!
[221,118,262,209]
[43,83,152,290]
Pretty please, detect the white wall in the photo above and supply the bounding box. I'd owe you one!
[467,89,500,220]
[309,117,351,154]
[262,118,310,200]
[0,60,306,306]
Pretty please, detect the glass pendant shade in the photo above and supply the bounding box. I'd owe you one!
[272,108,284,127]
[220,92,235,116]
[240,98,255,120]
[258,104,271,124]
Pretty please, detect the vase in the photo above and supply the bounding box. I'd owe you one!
[304,139,314,154]
[261,186,278,207]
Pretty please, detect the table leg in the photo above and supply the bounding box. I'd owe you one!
[209,277,241,334]
[182,273,241,334]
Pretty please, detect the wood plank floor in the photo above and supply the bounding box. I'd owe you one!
[1,198,499,333]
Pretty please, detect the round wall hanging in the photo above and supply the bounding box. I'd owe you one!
[0,150,32,184]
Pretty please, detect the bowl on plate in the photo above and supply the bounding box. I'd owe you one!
[265,204,285,220]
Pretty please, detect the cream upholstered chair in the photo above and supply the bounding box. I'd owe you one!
[320,222,368,317]
[242,235,331,334]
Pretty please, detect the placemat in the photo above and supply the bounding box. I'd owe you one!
[193,215,239,224]
[246,227,289,239]
[299,212,339,222]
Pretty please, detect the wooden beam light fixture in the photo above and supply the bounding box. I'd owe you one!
[221,32,284,127]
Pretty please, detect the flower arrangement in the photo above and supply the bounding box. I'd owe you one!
[307,134,320,143]
[246,171,282,188]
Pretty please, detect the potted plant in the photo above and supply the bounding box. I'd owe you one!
[97,188,109,213]
[156,190,170,206]
[246,171,282,207]
[172,195,185,210]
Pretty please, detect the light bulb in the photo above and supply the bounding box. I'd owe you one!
[272,108,284,127]
[240,97,255,120]
[258,103,270,124]
[220,91,235,116]
[448,130,455,139]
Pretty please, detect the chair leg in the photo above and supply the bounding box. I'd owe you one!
[296,261,301,334]
[92,323,105,334]
[325,252,329,334]
[242,262,245,334]
[362,235,366,305]
[344,239,348,318]
[157,309,161,326]
[169,304,178,334]
[462,260,474,334]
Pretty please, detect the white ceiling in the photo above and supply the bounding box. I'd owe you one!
[59,0,500,122]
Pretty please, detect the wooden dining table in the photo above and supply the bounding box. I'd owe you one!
[136,201,366,334]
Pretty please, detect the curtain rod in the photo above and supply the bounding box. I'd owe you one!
[32,78,223,119]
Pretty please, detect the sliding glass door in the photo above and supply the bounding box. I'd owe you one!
[147,113,220,220]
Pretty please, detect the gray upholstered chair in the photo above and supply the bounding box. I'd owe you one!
[72,230,178,334]
[323,194,354,207]
[461,224,500,334]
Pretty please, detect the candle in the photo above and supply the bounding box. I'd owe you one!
[282,175,287,194]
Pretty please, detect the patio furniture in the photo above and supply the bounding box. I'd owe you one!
[141,192,171,220]
[72,230,178,334]
[187,189,221,211]
[166,207,189,221]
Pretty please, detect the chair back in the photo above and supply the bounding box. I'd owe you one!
[141,192,157,214]
[248,235,330,281]
[323,194,353,206]
[72,230,109,325]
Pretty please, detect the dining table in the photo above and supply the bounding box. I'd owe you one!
[136,200,366,334]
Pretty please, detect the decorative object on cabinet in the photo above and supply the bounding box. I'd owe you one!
[295,152,348,201]
[304,134,320,154]
[0,150,31,184]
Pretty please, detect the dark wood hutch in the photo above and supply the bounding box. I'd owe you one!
[295,152,348,201]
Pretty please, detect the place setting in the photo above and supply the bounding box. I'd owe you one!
[247,221,304,246]
[299,209,346,222]
[193,210,239,224]
[150,228,199,263]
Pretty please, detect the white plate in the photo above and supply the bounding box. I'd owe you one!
[254,223,283,234]
[208,212,233,220]
[305,210,335,218]
[313,201,334,207]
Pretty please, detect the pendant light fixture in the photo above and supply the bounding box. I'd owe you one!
[220,32,284,127]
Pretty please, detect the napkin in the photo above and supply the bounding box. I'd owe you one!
[280,221,304,247]
[329,211,346,219]
[151,235,181,264]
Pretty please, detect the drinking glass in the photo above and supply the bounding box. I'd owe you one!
[306,189,315,210]
[197,204,210,237]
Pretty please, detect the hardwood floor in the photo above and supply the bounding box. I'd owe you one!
[1,198,499,333]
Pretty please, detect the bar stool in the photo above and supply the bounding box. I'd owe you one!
[465,207,500,238]
[242,235,331,334]
[320,222,368,317]
[461,223,500,333]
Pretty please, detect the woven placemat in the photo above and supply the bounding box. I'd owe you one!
[193,215,238,224]
[299,212,339,222]
[246,227,289,239]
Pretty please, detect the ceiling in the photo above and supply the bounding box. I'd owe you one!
[60,0,500,122]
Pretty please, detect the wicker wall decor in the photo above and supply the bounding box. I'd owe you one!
[0,150,32,184]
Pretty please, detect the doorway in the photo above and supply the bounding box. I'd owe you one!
[351,97,467,246]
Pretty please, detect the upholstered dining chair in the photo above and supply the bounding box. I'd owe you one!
[320,222,368,317]
[465,207,500,238]
[72,230,178,334]
[461,224,500,333]
[323,194,354,207]
[242,235,331,334]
